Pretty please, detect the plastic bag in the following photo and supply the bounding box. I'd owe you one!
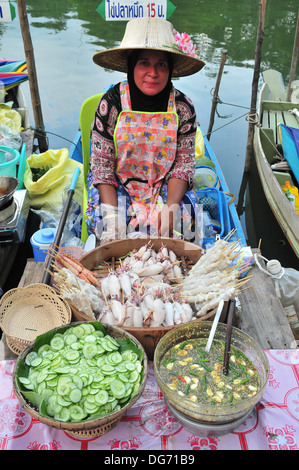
[195,127,215,168]
[255,254,299,336]
[195,127,205,159]
[0,107,23,132]
[0,123,22,150]
[24,148,84,211]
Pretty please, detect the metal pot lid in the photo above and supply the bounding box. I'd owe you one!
[0,176,19,206]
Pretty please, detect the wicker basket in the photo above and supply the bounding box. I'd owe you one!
[13,322,148,439]
[68,237,218,360]
[0,283,72,355]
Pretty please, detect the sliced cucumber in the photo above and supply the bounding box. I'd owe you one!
[95,389,109,405]
[54,407,70,422]
[72,325,85,338]
[31,357,42,367]
[25,351,39,366]
[110,379,126,399]
[64,350,80,362]
[50,335,65,351]
[69,404,85,421]
[83,342,97,359]
[69,388,82,403]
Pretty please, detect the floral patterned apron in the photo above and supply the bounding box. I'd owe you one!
[114,81,178,231]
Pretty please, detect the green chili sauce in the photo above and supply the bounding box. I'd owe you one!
[159,339,260,406]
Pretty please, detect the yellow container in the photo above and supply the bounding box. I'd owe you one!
[281,181,299,215]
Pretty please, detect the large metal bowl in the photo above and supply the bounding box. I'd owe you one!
[0,176,19,208]
[154,321,269,425]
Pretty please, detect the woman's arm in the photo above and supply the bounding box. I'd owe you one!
[90,85,121,191]
[96,183,118,206]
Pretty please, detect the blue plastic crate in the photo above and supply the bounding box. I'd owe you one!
[195,187,232,246]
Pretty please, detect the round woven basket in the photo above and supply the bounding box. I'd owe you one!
[0,283,72,355]
[66,237,218,360]
[13,322,148,439]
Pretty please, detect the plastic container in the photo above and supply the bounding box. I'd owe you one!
[30,228,57,262]
[281,181,299,215]
[255,255,299,339]
[194,165,219,190]
[0,145,20,177]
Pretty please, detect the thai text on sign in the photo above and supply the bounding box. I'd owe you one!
[97,0,176,21]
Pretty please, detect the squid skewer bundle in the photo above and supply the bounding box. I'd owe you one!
[53,266,106,318]
[181,237,251,317]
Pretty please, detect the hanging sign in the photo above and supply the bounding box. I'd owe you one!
[0,1,16,22]
[96,0,176,21]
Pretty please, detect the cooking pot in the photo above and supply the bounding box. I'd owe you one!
[0,176,19,209]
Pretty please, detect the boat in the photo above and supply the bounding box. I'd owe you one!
[69,92,246,248]
[253,69,299,260]
[0,74,32,294]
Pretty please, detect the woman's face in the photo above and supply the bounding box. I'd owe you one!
[133,50,170,96]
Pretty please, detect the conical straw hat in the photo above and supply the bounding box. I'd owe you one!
[93,17,205,77]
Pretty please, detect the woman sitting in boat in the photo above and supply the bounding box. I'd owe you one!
[86,17,205,243]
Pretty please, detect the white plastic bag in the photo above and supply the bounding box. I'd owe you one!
[255,254,299,335]
[0,123,22,149]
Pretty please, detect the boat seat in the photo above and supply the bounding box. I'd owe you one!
[262,69,287,101]
[261,102,299,144]
[273,170,294,187]
[79,93,103,242]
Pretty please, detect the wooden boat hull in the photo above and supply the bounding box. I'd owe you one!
[253,70,299,259]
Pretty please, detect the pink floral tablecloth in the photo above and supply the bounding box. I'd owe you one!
[0,349,299,451]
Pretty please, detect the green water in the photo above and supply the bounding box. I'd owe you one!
[0,0,298,266]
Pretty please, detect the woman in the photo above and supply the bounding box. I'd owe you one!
[86,17,205,243]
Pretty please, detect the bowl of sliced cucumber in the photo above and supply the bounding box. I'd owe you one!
[13,321,148,438]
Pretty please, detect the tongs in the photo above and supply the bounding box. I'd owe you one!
[222,299,236,375]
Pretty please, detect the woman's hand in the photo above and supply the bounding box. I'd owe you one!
[158,178,188,236]
[158,203,179,237]
[95,184,119,242]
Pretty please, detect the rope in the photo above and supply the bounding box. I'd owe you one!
[206,110,249,136]
[210,89,250,110]
[23,125,83,159]
[208,95,286,165]
[207,90,252,136]
[246,112,259,125]
[257,123,285,161]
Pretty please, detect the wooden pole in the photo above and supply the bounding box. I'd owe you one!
[17,0,48,152]
[206,50,227,141]
[243,0,266,173]
[287,10,299,102]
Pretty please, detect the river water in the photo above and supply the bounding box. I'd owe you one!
[0,0,298,268]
